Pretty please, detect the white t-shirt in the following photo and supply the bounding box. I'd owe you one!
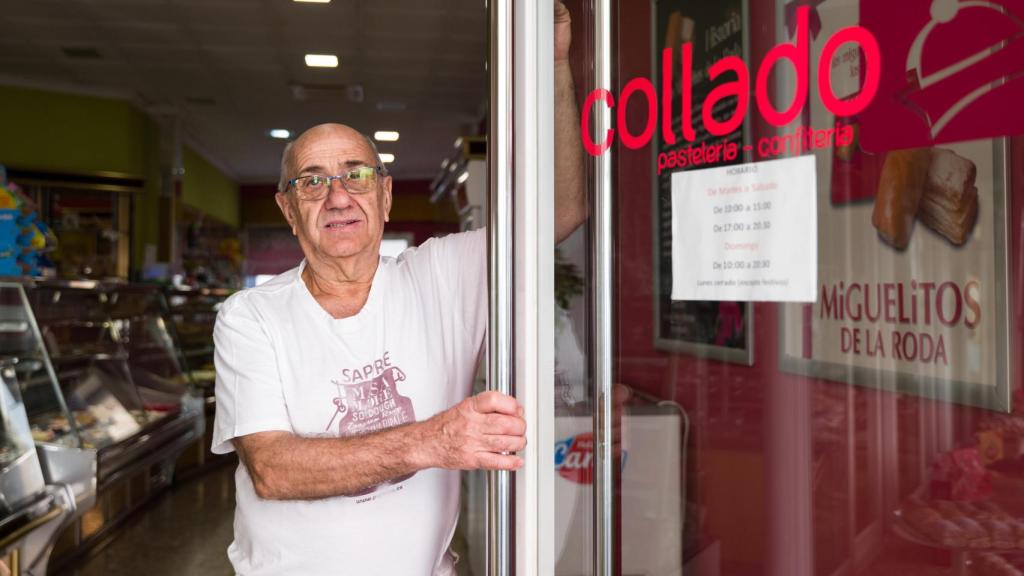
[212,229,487,576]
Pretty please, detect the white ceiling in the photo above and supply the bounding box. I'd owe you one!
[0,0,488,182]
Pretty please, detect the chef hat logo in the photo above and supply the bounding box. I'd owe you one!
[899,0,1024,138]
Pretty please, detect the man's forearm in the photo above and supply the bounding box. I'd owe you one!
[555,59,587,243]
[234,391,526,501]
[235,421,432,500]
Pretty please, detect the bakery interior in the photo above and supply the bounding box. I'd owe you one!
[0,0,485,573]
[2,0,1024,575]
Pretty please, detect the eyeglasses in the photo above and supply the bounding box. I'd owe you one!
[287,165,384,200]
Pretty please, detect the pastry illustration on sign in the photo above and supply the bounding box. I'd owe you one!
[872,148,932,249]
[872,147,978,249]
[919,148,979,245]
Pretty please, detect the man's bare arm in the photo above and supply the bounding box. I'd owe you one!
[555,1,587,244]
[233,391,526,500]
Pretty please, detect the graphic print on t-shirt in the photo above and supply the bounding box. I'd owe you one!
[325,352,416,497]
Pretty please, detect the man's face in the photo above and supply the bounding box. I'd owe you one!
[275,126,392,265]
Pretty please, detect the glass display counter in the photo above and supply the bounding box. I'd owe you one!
[0,282,77,576]
[25,281,201,482]
[163,287,233,478]
[164,287,230,397]
[0,296,47,513]
[18,280,202,571]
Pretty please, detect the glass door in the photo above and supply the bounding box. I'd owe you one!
[533,1,1024,576]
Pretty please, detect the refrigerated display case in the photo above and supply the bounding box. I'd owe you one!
[0,282,77,576]
[0,358,45,512]
[25,281,201,482]
[164,286,229,393]
[164,287,230,397]
[163,287,233,476]
[22,281,202,569]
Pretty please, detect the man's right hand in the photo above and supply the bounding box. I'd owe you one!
[234,390,527,500]
[422,391,527,471]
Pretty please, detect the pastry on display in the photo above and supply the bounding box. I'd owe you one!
[903,498,1024,550]
[906,504,968,547]
[128,409,168,425]
[972,553,1023,576]
[979,413,1024,436]
[30,416,74,445]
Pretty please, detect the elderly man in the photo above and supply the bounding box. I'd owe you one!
[211,3,585,575]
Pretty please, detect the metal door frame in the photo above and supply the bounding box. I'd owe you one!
[488,0,613,573]
[487,0,557,574]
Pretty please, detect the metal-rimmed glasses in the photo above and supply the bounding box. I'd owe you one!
[287,165,385,200]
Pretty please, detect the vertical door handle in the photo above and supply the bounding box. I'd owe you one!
[488,0,514,573]
[592,0,615,573]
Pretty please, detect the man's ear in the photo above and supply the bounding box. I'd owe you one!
[275,192,298,235]
[382,176,393,223]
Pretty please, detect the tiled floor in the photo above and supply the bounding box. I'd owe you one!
[67,464,237,576]
[60,463,489,576]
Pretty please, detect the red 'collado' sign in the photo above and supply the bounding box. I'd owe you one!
[580,6,882,156]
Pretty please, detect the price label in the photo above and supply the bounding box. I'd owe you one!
[670,155,817,302]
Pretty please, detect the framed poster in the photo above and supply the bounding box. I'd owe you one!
[777,0,1014,412]
[652,0,755,364]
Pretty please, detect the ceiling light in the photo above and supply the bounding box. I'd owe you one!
[294,0,330,3]
[457,171,469,184]
[440,159,449,169]
[269,129,291,139]
[379,153,395,163]
[305,54,338,68]
[374,131,400,142]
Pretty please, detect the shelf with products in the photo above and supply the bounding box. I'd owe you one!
[178,207,243,289]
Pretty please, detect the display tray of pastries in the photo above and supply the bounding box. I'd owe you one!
[30,418,76,446]
[33,407,178,449]
[970,553,1024,576]
[895,497,1024,551]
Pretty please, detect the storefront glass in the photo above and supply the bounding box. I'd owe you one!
[554,0,1024,574]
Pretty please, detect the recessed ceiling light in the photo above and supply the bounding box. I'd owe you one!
[440,159,449,169]
[269,129,291,139]
[457,171,469,184]
[379,153,395,163]
[374,131,400,142]
[305,54,338,68]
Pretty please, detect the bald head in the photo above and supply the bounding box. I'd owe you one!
[277,123,388,193]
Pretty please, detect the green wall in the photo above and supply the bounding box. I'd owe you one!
[182,147,240,228]
[0,85,240,269]
[134,126,162,270]
[0,85,150,175]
